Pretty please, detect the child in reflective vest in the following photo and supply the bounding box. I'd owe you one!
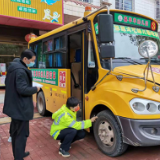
[50,97,98,157]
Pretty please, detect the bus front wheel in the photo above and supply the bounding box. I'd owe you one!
[37,92,48,116]
[93,110,128,157]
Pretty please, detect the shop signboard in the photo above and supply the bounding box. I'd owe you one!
[0,0,63,26]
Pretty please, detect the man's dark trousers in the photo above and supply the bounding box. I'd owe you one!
[57,128,86,151]
[10,119,29,160]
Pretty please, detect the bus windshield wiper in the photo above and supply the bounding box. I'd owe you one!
[140,58,160,63]
[115,57,142,65]
[116,57,130,59]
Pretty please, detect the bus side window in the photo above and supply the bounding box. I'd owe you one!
[53,35,66,68]
[75,49,81,62]
[43,54,53,68]
[43,53,65,68]
[55,36,65,50]
[88,34,95,68]
[30,42,42,68]
[42,35,67,68]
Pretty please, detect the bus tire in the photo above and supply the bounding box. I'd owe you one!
[93,110,128,157]
[37,91,48,116]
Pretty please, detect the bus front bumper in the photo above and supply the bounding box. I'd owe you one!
[117,116,160,146]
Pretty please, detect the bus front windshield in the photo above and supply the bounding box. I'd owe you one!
[96,24,160,69]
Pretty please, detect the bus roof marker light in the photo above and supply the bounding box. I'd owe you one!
[84,6,92,17]
[132,40,159,93]
[82,1,112,21]
[85,6,91,11]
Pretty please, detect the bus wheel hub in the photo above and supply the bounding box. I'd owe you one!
[98,121,114,146]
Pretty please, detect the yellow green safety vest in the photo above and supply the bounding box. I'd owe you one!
[50,104,92,139]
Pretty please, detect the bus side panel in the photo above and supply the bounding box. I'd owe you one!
[33,94,37,107]
[46,69,71,113]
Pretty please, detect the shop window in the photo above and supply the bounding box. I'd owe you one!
[156,0,160,19]
[0,44,27,69]
[43,39,53,53]
[115,0,133,11]
[54,36,65,50]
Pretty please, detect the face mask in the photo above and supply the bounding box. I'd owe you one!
[74,106,80,112]
[26,62,35,68]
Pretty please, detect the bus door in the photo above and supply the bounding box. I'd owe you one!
[84,24,98,121]
[67,25,87,121]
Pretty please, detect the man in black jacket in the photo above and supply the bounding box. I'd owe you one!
[3,49,40,160]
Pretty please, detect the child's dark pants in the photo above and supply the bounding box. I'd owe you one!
[57,128,86,151]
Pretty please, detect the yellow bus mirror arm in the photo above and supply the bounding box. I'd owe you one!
[91,70,111,91]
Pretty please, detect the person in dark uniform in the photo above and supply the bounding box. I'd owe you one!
[3,49,40,160]
[7,58,20,143]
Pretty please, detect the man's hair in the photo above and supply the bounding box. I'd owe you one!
[66,97,79,108]
[20,49,36,60]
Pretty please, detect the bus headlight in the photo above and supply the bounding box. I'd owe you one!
[130,98,160,115]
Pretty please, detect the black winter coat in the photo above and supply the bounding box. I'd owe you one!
[3,59,37,121]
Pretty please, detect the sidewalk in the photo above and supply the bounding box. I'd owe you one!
[1,117,160,160]
[0,117,113,160]
[1,89,160,160]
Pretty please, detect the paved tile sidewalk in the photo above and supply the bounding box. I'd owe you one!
[1,117,160,160]
[1,90,160,160]
[0,117,108,160]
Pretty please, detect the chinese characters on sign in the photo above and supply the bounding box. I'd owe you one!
[151,67,160,74]
[11,0,31,5]
[11,0,37,14]
[114,25,159,39]
[94,23,159,39]
[31,69,58,86]
[114,13,151,28]
[17,6,37,14]
[59,71,66,88]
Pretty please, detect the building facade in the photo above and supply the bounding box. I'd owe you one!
[108,0,160,31]
[1,0,159,86]
[0,0,100,64]
[0,0,100,86]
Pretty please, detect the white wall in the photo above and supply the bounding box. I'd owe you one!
[92,0,115,8]
[134,0,155,19]
[108,0,115,9]
[92,0,100,6]
[64,1,97,18]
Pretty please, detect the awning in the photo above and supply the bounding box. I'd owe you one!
[0,15,63,31]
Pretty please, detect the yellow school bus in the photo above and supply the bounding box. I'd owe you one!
[29,5,160,157]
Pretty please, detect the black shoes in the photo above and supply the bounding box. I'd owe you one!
[59,148,70,157]
[24,152,30,158]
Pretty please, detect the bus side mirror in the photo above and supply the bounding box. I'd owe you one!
[100,45,115,58]
[98,14,114,43]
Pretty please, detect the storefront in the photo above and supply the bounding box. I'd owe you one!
[0,0,63,86]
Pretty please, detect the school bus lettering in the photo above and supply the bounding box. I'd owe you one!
[59,71,66,88]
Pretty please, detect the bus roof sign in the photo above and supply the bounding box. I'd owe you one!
[114,13,152,29]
